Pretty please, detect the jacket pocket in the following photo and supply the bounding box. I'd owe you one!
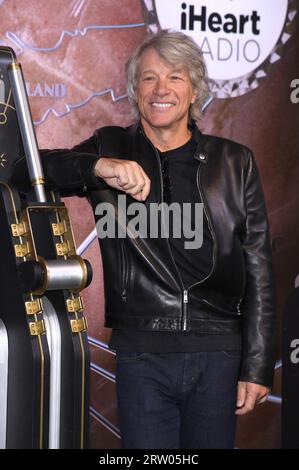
[119,240,130,302]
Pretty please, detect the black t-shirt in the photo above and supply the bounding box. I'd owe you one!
[109,137,242,352]
[159,136,213,287]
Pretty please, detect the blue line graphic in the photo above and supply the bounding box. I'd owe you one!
[5,22,145,54]
[33,88,128,125]
[0,21,144,123]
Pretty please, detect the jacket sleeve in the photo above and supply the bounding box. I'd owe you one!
[10,130,108,196]
[239,150,277,388]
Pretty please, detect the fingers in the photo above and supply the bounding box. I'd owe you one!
[236,381,246,409]
[117,163,150,200]
[235,391,256,415]
[256,393,269,405]
[235,382,270,416]
[96,158,151,201]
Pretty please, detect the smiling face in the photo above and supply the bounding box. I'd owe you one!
[136,47,196,136]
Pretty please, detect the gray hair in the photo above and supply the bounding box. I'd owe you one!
[126,30,210,122]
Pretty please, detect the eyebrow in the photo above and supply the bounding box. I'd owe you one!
[140,68,185,75]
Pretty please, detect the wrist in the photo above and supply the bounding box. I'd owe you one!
[94,158,104,178]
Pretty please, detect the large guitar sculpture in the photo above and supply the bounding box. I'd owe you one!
[0,46,92,449]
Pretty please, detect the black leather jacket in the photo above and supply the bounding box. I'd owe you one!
[12,123,276,387]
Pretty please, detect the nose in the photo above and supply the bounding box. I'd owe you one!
[153,78,170,96]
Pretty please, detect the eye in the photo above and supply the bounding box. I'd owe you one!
[170,75,182,81]
[143,76,155,82]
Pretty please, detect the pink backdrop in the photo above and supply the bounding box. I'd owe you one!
[1,0,299,448]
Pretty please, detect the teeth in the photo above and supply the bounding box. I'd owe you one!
[151,102,174,108]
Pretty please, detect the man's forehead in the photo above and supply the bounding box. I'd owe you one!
[139,53,186,74]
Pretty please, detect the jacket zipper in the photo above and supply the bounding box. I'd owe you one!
[148,141,187,330]
[143,132,218,332]
[99,139,130,302]
[180,164,218,330]
[183,289,188,331]
[120,240,129,302]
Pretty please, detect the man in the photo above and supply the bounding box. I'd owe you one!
[13,30,276,449]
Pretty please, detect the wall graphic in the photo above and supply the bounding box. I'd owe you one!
[0,0,298,448]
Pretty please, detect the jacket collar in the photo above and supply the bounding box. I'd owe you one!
[189,121,209,164]
[130,120,209,164]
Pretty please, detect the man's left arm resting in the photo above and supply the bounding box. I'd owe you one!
[237,149,276,413]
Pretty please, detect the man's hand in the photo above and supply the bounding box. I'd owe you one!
[95,158,151,201]
[235,381,270,415]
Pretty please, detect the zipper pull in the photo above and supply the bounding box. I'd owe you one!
[121,289,127,302]
[183,290,188,331]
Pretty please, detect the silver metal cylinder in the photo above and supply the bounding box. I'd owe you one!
[40,258,87,292]
[35,184,47,202]
[8,62,46,202]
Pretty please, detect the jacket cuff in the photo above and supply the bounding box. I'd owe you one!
[79,156,107,190]
[239,361,275,388]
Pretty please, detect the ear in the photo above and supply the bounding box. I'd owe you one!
[190,91,197,105]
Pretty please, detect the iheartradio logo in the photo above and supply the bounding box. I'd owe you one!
[142,0,297,97]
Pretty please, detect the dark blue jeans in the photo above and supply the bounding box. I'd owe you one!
[115,351,241,449]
